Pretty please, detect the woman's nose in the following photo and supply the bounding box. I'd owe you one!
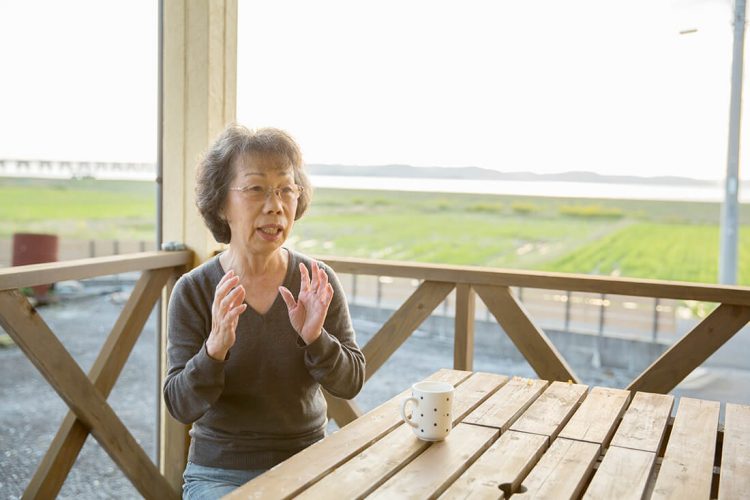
[263,192,283,212]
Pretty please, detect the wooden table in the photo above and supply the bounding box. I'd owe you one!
[226,369,750,499]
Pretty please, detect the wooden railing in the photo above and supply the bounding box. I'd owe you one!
[320,256,750,427]
[2,251,749,496]
[0,251,192,500]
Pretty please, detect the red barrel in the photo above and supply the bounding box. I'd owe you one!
[12,233,59,300]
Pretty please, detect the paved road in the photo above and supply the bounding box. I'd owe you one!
[1,287,748,499]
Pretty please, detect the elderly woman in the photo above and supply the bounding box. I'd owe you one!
[163,125,365,499]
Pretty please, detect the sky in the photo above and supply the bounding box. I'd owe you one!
[1,0,747,181]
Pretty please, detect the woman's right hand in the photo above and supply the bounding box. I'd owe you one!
[206,270,246,360]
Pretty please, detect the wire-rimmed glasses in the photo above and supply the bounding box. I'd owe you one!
[228,184,304,204]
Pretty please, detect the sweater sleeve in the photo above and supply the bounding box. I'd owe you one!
[162,273,226,424]
[302,263,366,399]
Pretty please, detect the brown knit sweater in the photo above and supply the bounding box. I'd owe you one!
[163,249,365,470]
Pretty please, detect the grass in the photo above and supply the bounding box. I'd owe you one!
[2,177,748,284]
[541,223,750,285]
[0,177,155,240]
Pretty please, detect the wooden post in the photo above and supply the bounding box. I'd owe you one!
[160,0,238,491]
[454,284,476,370]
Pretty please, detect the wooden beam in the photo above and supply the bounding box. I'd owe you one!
[23,268,173,499]
[319,256,750,306]
[159,272,189,490]
[323,390,364,427]
[160,0,238,489]
[162,0,237,266]
[474,284,579,383]
[0,290,177,499]
[0,251,191,291]
[362,281,455,381]
[453,284,475,371]
[627,304,750,393]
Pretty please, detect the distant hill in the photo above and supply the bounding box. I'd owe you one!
[306,164,732,187]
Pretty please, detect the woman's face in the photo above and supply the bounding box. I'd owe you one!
[223,153,300,257]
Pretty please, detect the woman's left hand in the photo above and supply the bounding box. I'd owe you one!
[279,261,334,344]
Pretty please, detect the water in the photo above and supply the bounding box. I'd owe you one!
[1,160,743,202]
[310,175,743,203]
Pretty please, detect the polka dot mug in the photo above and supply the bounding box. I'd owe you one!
[399,380,454,441]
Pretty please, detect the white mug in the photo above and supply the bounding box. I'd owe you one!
[400,380,455,441]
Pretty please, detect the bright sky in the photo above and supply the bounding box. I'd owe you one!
[1,0,747,180]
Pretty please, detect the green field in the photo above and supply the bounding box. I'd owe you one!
[2,177,748,285]
[0,178,155,240]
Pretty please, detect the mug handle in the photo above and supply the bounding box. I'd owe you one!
[400,397,419,428]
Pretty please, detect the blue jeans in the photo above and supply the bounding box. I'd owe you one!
[182,461,266,500]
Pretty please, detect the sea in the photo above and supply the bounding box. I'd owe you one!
[308,175,744,203]
[0,161,745,203]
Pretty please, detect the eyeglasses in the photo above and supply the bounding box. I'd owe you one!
[228,184,303,204]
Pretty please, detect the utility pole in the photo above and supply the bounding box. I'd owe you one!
[720,0,746,284]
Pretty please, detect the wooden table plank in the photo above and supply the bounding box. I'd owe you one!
[452,373,510,422]
[294,372,507,500]
[513,438,600,500]
[440,430,548,500]
[509,381,588,439]
[225,369,472,500]
[651,397,720,500]
[367,423,499,500]
[582,446,656,500]
[718,403,750,500]
[609,392,674,453]
[463,377,548,431]
[558,386,630,445]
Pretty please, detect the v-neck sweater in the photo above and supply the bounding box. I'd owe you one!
[163,249,366,470]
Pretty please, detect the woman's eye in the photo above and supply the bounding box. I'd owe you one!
[248,186,265,193]
[280,186,294,194]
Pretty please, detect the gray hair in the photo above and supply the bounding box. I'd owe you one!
[195,124,312,244]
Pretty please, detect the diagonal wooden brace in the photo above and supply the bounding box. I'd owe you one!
[323,389,364,427]
[475,284,579,383]
[0,289,178,500]
[628,303,750,394]
[363,281,455,382]
[22,268,174,500]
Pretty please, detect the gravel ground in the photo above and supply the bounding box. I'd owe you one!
[1,286,748,499]
[0,288,158,499]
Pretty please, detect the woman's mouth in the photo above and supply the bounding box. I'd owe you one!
[257,225,283,241]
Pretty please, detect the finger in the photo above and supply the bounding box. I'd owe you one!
[223,303,247,327]
[234,284,246,306]
[215,270,236,295]
[212,277,237,316]
[278,286,297,311]
[227,303,247,320]
[218,269,235,285]
[299,263,311,292]
[215,274,240,301]
[317,266,329,291]
[220,284,245,312]
[323,282,334,306]
[310,261,320,291]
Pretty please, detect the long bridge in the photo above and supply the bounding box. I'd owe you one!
[0,158,155,180]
